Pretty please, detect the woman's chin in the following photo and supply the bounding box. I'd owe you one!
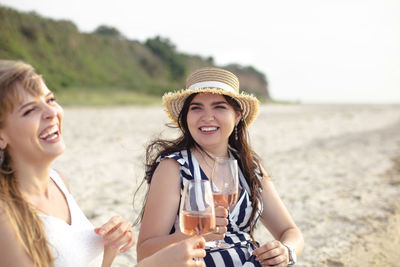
[44,143,66,159]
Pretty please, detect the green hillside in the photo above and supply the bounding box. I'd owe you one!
[0,5,270,105]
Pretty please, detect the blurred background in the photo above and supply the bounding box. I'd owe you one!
[1,0,399,105]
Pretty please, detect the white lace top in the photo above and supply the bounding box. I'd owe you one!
[39,169,104,267]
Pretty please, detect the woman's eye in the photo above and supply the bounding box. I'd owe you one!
[47,97,56,103]
[215,105,226,109]
[190,106,200,110]
[23,108,35,116]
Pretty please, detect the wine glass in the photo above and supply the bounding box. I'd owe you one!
[210,157,239,248]
[179,180,216,260]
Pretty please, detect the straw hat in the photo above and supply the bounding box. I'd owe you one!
[162,67,259,126]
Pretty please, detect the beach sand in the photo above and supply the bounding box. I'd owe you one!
[53,104,400,267]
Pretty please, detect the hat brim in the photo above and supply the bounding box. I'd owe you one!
[162,88,259,126]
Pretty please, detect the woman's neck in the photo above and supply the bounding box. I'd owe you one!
[193,145,230,170]
[13,162,52,197]
[197,145,229,159]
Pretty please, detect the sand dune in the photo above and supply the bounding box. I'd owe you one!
[53,104,400,266]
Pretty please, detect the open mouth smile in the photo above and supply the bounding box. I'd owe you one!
[199,126,218,133]
[39,125,60,141]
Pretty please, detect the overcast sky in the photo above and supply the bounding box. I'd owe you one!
[1,0,399,103]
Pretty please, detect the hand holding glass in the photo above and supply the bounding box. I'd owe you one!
[210,157,239,248]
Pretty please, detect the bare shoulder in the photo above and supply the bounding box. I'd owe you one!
[151,158,180,183]
[147,158,181,197]
[137,158,181,242]
[257,162,272,180]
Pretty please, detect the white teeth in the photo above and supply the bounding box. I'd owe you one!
[46,134,58,141]
[201,127,217,132]
[39,125,59,139]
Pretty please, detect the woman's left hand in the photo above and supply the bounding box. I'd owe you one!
[252,240,289,267]
[95,215,136,253]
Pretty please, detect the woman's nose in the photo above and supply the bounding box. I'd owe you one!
[43,104,58,119]
[202,109,215,121]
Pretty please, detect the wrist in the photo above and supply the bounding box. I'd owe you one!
[282,243,297,266]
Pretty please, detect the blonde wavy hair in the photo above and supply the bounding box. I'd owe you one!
[0,60,54,267]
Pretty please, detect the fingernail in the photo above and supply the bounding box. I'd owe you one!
[111,244,117,249]
[99,229,106,235]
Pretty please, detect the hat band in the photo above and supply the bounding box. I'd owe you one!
[187,81,236,93]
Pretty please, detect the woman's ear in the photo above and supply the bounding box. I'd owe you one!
[235,111,242,125]
[0,131,8,150]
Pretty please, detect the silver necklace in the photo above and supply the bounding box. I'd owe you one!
[196,148,215,171]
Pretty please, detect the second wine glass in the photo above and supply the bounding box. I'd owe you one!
[179,180,216,261]
[210,157,239,248]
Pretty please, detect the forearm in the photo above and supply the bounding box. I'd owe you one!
[101,246,119,267]
[137,231,188,262]
[279,227,304,256]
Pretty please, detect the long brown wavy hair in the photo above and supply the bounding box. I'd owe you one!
[135,93,263,242]
[0,60,54,266]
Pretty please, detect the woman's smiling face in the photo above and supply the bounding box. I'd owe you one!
[186,93,241,152]
[0,81,65,165]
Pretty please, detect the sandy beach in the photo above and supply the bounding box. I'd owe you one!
[53,104,400,267]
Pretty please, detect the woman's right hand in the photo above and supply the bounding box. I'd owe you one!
[203,206,228,242]
[137,235,206,267]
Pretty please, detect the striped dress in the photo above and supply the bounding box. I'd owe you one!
[159,149,263,267]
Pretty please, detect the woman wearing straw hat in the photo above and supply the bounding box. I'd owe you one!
[136,67,304,266]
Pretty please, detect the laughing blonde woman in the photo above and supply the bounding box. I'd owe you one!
[0,60,135,267]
